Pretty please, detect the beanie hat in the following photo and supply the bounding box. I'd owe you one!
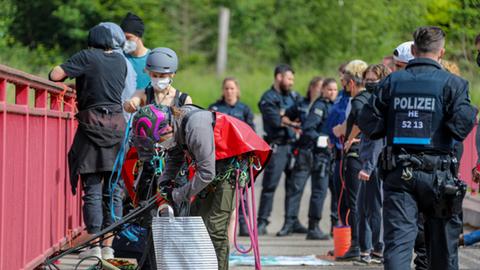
[120,12,145,38]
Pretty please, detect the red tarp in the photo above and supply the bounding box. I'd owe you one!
[122,112,271,202]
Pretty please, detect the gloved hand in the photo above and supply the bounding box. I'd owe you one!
[159,180,175,202]
[472,164,480,184]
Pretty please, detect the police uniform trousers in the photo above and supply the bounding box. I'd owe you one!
[358,169,384,254]
[383,166,462,270]
[257,143,294,223]
[284,148,330,222]
[191,162,236,270]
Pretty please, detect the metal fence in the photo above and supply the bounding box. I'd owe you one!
[0,64,81,270]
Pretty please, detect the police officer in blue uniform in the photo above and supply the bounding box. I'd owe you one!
[281,78,338,239]
[276,76,322,236]
[358,26,477,270]
[257,64,306,235]
[209,77,255,130]
[209,77,255,237]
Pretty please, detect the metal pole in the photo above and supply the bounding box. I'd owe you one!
[216,7,230,77]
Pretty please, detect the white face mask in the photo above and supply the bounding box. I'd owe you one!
[152,77,171,91]
[123,40,137,54]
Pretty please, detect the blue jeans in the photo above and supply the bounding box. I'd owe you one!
[358,169,384,254]
[81,172,124,234]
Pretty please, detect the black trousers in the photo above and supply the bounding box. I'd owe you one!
[383,167,462,270]
[257,144,293,223]
[284,149,330,221]
[341,155,362,250]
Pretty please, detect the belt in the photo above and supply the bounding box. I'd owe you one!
[395,154,453,172]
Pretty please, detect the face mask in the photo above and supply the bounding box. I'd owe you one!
[365,82,378,93]
[476,52,480,67]
[123,40,137,54]
[152,77,171,91]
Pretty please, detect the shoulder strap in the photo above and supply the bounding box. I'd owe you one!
[145,84,154,105]
[179,92,189,106]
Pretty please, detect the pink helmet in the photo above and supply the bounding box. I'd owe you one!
[132,104,171,142]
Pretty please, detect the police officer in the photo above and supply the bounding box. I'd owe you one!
[209,77,255,237]
[257,64,306,235]
[276,76,322,236]
[281,78,338,239]
[358,26,477,270]
[209,77,255,130]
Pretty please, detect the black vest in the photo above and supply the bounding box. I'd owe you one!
[386,73,451,153]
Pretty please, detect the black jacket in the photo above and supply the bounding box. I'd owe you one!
[358,58,477,154]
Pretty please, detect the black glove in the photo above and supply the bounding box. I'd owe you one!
[159,180,175,202]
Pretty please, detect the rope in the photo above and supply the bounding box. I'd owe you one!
[337,136,350,226]
[54,82,77,112]
[232,156,262,270]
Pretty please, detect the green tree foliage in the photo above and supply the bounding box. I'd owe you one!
[3,0,480,69]
[1,0,480,106]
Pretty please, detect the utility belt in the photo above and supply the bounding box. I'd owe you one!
[381,146,456,173]
[381,146,466,218]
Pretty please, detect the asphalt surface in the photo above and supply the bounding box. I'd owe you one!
[54,116,480,269]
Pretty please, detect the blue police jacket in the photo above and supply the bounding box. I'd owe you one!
[296,97,333,150]
[359,58,477,154]
[208,99,255,130]
[258,86,301,144]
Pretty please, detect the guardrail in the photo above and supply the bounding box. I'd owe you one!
[0,64,81,269]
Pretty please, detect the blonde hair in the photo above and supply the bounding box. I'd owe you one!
[440,60,461,76]
[344,60,368,85]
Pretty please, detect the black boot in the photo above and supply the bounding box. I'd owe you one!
[257,219,268,236]
[293,219,308,234]
[276,219,295,236]
[306,220,330,240]
[336,247,360,261]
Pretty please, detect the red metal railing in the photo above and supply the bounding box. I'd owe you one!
[460,125,478,192]
[0,64,81,270]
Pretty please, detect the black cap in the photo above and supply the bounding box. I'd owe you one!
[120,12,145,38]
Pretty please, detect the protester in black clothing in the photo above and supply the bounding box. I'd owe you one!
[49,24,127,260]
[332,59,369,261]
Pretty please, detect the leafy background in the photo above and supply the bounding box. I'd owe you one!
[1,0,479,111]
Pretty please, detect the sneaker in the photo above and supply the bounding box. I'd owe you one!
[370,252,384,264]
[353,255,371,266]
[78,246,101,259]
[101,246,115,260]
